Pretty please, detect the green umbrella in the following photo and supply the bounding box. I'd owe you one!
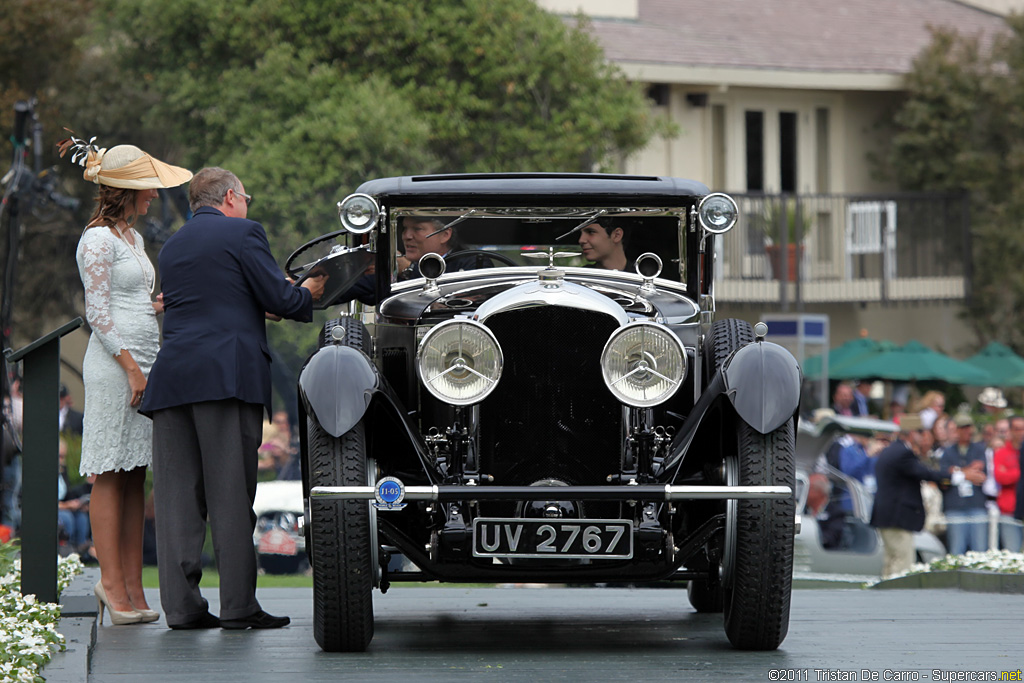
[802,337,890,380]
[831,340,992,385]
[963,341,1024,387]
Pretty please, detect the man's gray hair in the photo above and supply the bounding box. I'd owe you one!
[405,216,448,231]
[189,167,242,212]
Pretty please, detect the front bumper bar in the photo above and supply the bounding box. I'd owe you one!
[310,484,791,502]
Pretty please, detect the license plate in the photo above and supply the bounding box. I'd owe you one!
[472,518,633,559]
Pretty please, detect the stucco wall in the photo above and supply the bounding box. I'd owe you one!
[839,91,906,193]
[623,85,900,196]
[957,0,1024,14]
[536,0,637,18]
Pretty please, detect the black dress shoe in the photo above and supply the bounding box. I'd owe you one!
[169,612,221,630]
[220,610,290,630]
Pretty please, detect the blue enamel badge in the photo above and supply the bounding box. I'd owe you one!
[373,476,406,510]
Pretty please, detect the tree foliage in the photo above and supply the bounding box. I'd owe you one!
[881,18,1024,350]
[87,0,660,254]
[2,0,662,403]
[0,0,96,342]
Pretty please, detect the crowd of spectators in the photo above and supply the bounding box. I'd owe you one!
[257,410,300,481]
[1,379,101,558]
[1,368,307,564]
[815,382,1023,571]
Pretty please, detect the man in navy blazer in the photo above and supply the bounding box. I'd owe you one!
[141,167,324,630]
[870,414,951,579]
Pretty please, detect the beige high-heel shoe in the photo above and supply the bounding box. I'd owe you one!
[132,605,160,623]
[95,582,142,625]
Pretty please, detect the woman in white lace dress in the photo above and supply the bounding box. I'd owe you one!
[64,137,191,625]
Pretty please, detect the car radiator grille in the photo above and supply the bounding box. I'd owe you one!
[479,306,622,493]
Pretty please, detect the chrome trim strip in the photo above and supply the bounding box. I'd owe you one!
[387,266,691,296]
[310,484,790,501]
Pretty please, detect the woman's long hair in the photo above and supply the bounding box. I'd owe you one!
[87,185,139,229]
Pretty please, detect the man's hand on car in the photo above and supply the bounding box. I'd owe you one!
[301,274,328,301]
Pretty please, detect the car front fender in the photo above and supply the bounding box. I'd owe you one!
[298,345,378,438]
[722,341,802,434]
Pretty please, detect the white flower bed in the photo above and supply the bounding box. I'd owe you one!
[907,549,1024,574]
[868,549,1024,586]
[0,550,83,683]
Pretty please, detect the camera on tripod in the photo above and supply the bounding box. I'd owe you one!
[3,99,80,213]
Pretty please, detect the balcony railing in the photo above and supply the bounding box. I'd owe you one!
[714,192,971,308]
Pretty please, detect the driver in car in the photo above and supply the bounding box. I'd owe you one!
[338,217,489,304]
[398,217,482,279]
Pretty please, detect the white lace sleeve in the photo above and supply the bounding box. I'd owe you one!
[77,228,127,356]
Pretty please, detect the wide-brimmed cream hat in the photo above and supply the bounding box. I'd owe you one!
[978,386,1007,409]
[58,133,192,190]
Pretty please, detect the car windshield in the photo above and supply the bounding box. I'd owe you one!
[388,209,686,281]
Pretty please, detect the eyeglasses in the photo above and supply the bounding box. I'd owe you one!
[233,189,253,207]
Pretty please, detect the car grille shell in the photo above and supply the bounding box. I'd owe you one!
[479,306,622,494]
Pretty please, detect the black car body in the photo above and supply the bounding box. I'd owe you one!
[291,173,802,652]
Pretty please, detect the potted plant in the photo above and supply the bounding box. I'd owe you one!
[762,198,809,281]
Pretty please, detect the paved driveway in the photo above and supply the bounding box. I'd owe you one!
[82,585,1023,682]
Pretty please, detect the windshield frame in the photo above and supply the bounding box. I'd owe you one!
[383,205,689,283]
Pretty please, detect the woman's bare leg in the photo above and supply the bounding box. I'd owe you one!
[90,470,134,612]
[120,466,151,611]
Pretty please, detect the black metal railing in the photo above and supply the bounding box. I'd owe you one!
[715,192,971,308]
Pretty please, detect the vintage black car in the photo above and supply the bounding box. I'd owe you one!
[289,174,802,653]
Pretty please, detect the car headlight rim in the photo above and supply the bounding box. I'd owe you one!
[697,192,739,234]
[337,193,379,234]
[417,319,503,406]
[601,322,686,407]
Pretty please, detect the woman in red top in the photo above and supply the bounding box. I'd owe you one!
[993,416,1023,551]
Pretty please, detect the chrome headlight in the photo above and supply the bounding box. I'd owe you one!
[697,192,739,234]
[337,193,379,233]
[601,322,686,407]
[417,320,503,405]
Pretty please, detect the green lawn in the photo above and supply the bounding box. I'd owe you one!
[141,566,313,589]
[140,566,505,590]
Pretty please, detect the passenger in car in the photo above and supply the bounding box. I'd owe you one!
[579,219,634,272]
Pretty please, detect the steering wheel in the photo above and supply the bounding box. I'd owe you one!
[444,249,518,268]
[284,229,348,279]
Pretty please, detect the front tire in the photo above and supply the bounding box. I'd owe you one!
[309,418,374,652]
[320,316,370,352]
[690,318,756,614]
[722,419,796,650]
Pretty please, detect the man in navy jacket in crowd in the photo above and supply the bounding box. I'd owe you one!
[870,414,954,579]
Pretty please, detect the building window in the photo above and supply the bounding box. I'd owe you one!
[745,110,764,192]
[779,111,797,194]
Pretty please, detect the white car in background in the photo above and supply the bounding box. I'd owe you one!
[794,415,946,579]
[252,480,307,574]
